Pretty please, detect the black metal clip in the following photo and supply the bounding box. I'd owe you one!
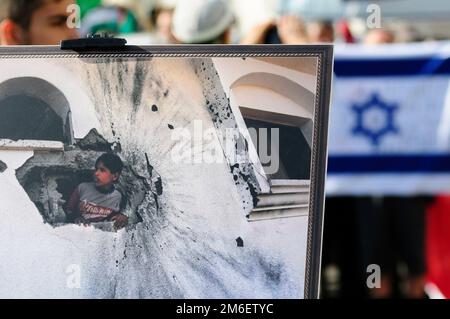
[60,33,127,50]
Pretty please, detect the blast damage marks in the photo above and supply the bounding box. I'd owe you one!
[192,59,261,213]
[1,58,297,298]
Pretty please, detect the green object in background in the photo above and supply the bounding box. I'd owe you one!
[79,5,140,36]
[117,10,139,34]
[77,0,102,19]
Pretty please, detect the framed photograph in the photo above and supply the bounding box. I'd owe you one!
[0,44,333,299]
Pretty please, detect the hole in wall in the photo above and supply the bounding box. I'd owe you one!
[15,129,161,232]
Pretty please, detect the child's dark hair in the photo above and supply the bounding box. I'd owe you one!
[95,153,124,175]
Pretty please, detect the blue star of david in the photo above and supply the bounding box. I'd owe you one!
[351,92,399,147]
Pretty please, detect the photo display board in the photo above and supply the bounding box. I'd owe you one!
[0,44,333,299]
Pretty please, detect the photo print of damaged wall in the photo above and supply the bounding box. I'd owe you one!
[0,45,332,299]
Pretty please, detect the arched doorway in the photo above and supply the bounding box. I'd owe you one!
[0,77,73,144]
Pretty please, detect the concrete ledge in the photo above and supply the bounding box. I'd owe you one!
[0,139,64,151]
[248,179,311,221]
[248,204,309,221]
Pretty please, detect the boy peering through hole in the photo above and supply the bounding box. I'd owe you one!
[64,153,128,230]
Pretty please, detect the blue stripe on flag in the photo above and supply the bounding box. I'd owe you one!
[334,57,450,77]
[328,155,450,174]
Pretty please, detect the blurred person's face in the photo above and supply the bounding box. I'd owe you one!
[364,29,395,45]
[307,22,334,43]
[156,9,176,43]
[1,0,79,45]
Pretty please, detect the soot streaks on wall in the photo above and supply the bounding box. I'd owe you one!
[72,57,294,298]
[192,59,260,213]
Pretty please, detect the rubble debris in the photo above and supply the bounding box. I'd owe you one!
[75,128,113,152]
[0,160,6,173]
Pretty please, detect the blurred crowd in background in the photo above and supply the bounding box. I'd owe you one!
[2,0,445,46]
[1,0,450,299]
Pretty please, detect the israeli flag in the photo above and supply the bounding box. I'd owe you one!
[327,41,450,195]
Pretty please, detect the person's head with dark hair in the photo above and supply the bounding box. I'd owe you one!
[150,6,176,43]
[94,153,123,189]
[0,0,79,45]
[307,20,334,43]
[364,28,395,45]
[240,15,308,45]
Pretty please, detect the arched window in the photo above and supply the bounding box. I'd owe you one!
[0,77,73,144]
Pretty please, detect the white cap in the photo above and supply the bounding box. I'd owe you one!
[172,0,234,44]
[154,0,178,9]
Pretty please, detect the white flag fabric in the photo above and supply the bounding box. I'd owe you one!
[327,41,450,195]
